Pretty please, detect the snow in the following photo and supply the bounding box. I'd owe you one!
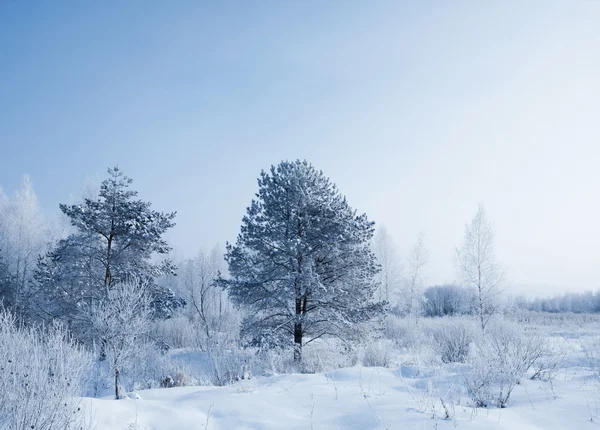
[86,363,600,429]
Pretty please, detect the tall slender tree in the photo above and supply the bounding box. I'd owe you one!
[0,176,48,319]
[403,232,428,321]
[223,160,382,362]
[455,204,504,331]
[372,226,402,303]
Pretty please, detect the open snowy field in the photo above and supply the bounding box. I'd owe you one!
[84,314,600,430]
[87,363,600,430]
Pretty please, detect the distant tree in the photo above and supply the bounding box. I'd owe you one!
[0,253,9,304]
[518,290,600,314]
[372,226,402,303]
[181,246,233,350]
[423,284,475,317]
[89,278,152,399]
[223,160,382,362]
[35,167,182,340]
[0,176,49,320]
[455,205,504,330]
[402,232,428,320]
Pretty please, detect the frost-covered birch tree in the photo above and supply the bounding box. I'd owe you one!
[403,232,428,320]
[180,246,234,350]
[89,278,152,399]
[372,226,402,303]
[223,160,382,362]
[455,205,504,331]
[0,176,49,320]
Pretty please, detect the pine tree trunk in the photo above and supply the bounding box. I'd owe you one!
[294,321,302,362]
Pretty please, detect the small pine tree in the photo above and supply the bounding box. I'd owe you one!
[35,167,182,339]
[223,160,383,362]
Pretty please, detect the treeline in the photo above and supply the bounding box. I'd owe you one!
[515,291,600,314]
[418,284,600,316]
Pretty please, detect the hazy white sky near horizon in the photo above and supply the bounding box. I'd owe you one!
[1,1,598,296]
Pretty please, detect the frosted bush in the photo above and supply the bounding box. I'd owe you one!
[128,342,197,390]
[301,339,358,373]
[429,318,475,364]
[384,315,413,348]
[151,316,199,349]
[530,336,567,381]
[0,310,92,430]
[204,348,252,386]
[360,339,394,367]
[465,319,550,407]
[383,315,439,366]
[582,338,600,378]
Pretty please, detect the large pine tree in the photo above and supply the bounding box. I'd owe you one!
[36,167,182,336]
[223,160,382,362]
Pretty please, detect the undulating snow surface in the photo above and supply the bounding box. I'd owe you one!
[86,364,600,429]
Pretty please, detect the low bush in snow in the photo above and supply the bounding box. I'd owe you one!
[130,342,198,390]
[204,348,252,386]
[360,339,394,367]
[428,317,475,364]
[464,319,553,408]
[0,309,92,430]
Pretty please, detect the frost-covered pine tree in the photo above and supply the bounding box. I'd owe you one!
[35,167,182,339]
[223,160,382,362]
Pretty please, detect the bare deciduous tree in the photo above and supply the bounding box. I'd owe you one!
[455,205,504,331]
[372,226,402,303]
[403,232,429,320]
[90,278,152,399]
[181,246,232,350]
[0,176,49,320]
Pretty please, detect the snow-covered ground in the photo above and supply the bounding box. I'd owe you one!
[87,362,600,429]
[73,314,600,429]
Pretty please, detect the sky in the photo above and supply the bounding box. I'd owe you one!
[0,1,599,296]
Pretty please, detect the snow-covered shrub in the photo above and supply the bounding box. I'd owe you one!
[582,338,600,378]
[128,342,197,390]
[151,316,199,349]
[429,318,475,364]
[465,319,549,407]
[301,339,358,373]
[383,315,437,365]
[151,307,241,353]
[0,310,92,430]
[529,336,567,381]
[203,348,252,386]
[384,315,428,351]
[384,314,411,347]
[253,347,288,375]
[360,339,394,367]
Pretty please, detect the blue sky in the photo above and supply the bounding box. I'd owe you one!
[1,1,599,294]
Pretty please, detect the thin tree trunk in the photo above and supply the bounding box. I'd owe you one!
[294,319,302,362]
[115,369,120,399]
